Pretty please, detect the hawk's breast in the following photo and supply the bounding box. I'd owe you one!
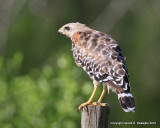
[71,31,113,82]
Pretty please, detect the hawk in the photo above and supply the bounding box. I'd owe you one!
[58,22,135,112]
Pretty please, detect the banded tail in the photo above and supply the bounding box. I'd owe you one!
[117,91,135,112]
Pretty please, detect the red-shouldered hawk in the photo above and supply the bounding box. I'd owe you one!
[58,22,135,112]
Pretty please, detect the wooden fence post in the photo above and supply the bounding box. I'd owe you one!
[81,104,110,128]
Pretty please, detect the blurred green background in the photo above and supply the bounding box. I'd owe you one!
[0,0,160,127]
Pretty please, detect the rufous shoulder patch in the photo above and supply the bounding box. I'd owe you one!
[72,32,80,43]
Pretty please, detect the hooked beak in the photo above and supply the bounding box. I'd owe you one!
[57,28,63,35]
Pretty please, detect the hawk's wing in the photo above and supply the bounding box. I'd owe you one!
[91,31,130,91]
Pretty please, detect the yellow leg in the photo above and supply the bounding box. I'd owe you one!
[78,80,99,110]
[97,85,107,106]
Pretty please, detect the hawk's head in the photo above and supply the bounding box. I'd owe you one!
[58,22,90,38]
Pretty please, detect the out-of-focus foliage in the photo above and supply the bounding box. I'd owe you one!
[0,53,85,127]
[0,0,160,127]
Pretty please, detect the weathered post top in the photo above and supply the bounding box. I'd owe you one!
[81,104,110,128]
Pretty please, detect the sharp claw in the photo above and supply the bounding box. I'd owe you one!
[78,106,82,110]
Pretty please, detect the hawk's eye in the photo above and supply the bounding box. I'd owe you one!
[64,26,70,31]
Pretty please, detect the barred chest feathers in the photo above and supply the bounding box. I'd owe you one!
[72,41,94,79]
[72,40,112,83]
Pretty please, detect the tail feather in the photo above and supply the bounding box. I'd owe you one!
[117,91,135,112]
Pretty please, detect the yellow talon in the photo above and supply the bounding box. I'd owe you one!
[96,102,107,106]
[78,102,98,110]
[78,82,98,110]
[78,101,92,110]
